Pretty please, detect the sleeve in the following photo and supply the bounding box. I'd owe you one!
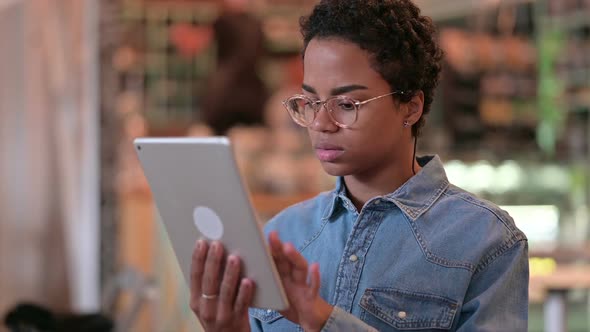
[320,306,378,332]
[456,239,529,331]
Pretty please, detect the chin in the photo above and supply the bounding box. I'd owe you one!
[319,162,352,177]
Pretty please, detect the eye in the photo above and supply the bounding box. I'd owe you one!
[308,100,321,107]
[337,100,356,112]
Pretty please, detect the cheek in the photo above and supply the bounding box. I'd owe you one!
[355,113,400,141]
[350,120,404,155]
[306,128,315,141]
[359,104,402,126]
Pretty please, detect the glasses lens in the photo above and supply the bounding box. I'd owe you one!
[286,97,316,126]
[326,96,358,127]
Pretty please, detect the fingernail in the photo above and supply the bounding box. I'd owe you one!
[231,256,240,266]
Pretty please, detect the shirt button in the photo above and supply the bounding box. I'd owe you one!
[349,254,358,262]
[266,309,272,313]
[398,311,407,319]
[374,199,382,205]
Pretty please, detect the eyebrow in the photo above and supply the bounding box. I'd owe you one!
[302,84,369,96]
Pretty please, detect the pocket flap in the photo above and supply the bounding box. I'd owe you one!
[360,288,458,330]
[249,308,283,324]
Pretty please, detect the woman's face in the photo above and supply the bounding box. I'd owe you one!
[302,37,415,178]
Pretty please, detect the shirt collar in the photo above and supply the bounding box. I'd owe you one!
[323,155,449,221]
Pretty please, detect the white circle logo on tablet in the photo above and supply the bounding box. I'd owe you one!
[193,206,224,240]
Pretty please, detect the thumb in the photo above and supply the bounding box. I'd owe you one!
[307,263,321,298]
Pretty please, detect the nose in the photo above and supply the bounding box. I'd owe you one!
[308,103,339,133]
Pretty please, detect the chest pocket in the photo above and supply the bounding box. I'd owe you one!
[359,288,458,330]
[249,308,283,324]
[249,308,305,331]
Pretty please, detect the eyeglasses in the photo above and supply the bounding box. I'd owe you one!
[282,91,411,128]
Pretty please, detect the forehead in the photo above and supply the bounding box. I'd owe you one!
[303,38,385,90]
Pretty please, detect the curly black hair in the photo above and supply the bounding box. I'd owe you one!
[300,0,444,137]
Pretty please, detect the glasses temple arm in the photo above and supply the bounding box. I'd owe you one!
[356,90,412,106]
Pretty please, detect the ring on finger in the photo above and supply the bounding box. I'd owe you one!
[201,293,219,300]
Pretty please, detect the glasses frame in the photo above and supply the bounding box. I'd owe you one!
[282,90,412,128]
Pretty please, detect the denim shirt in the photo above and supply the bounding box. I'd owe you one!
[250,155,529,331]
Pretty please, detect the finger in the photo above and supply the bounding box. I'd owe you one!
[234,279,255,315]
[189,240,208,312]
[269,232,292,278]
[268,231,283,256]
[217,255,242,322]
[283,242,308,284]
[200,241,225,321]
[307,263,321,299]
[202,241,225,294]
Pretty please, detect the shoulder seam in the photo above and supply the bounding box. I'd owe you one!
[298,217,330,253]
[268,191,328,223]
[473,238,528,276]
[266,193,332,253]
[442,189,521,239]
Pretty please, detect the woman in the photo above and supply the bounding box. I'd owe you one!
[190,1,529,331]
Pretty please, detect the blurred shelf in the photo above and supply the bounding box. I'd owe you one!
[529,264,590,302]
[541,11,590,31]
[530,246,590,262]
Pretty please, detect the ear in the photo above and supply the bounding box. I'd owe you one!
[404,90,424,126]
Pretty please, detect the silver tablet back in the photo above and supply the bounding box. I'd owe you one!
[134,137,288,310]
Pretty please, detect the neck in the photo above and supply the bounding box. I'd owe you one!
[344,143,421,212]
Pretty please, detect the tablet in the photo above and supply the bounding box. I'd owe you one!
[134,137,288,310]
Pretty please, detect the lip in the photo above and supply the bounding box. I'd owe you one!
[314,143,344,162]
[314,143,343,150]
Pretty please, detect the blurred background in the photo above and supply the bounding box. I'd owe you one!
[0,0,589,331]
